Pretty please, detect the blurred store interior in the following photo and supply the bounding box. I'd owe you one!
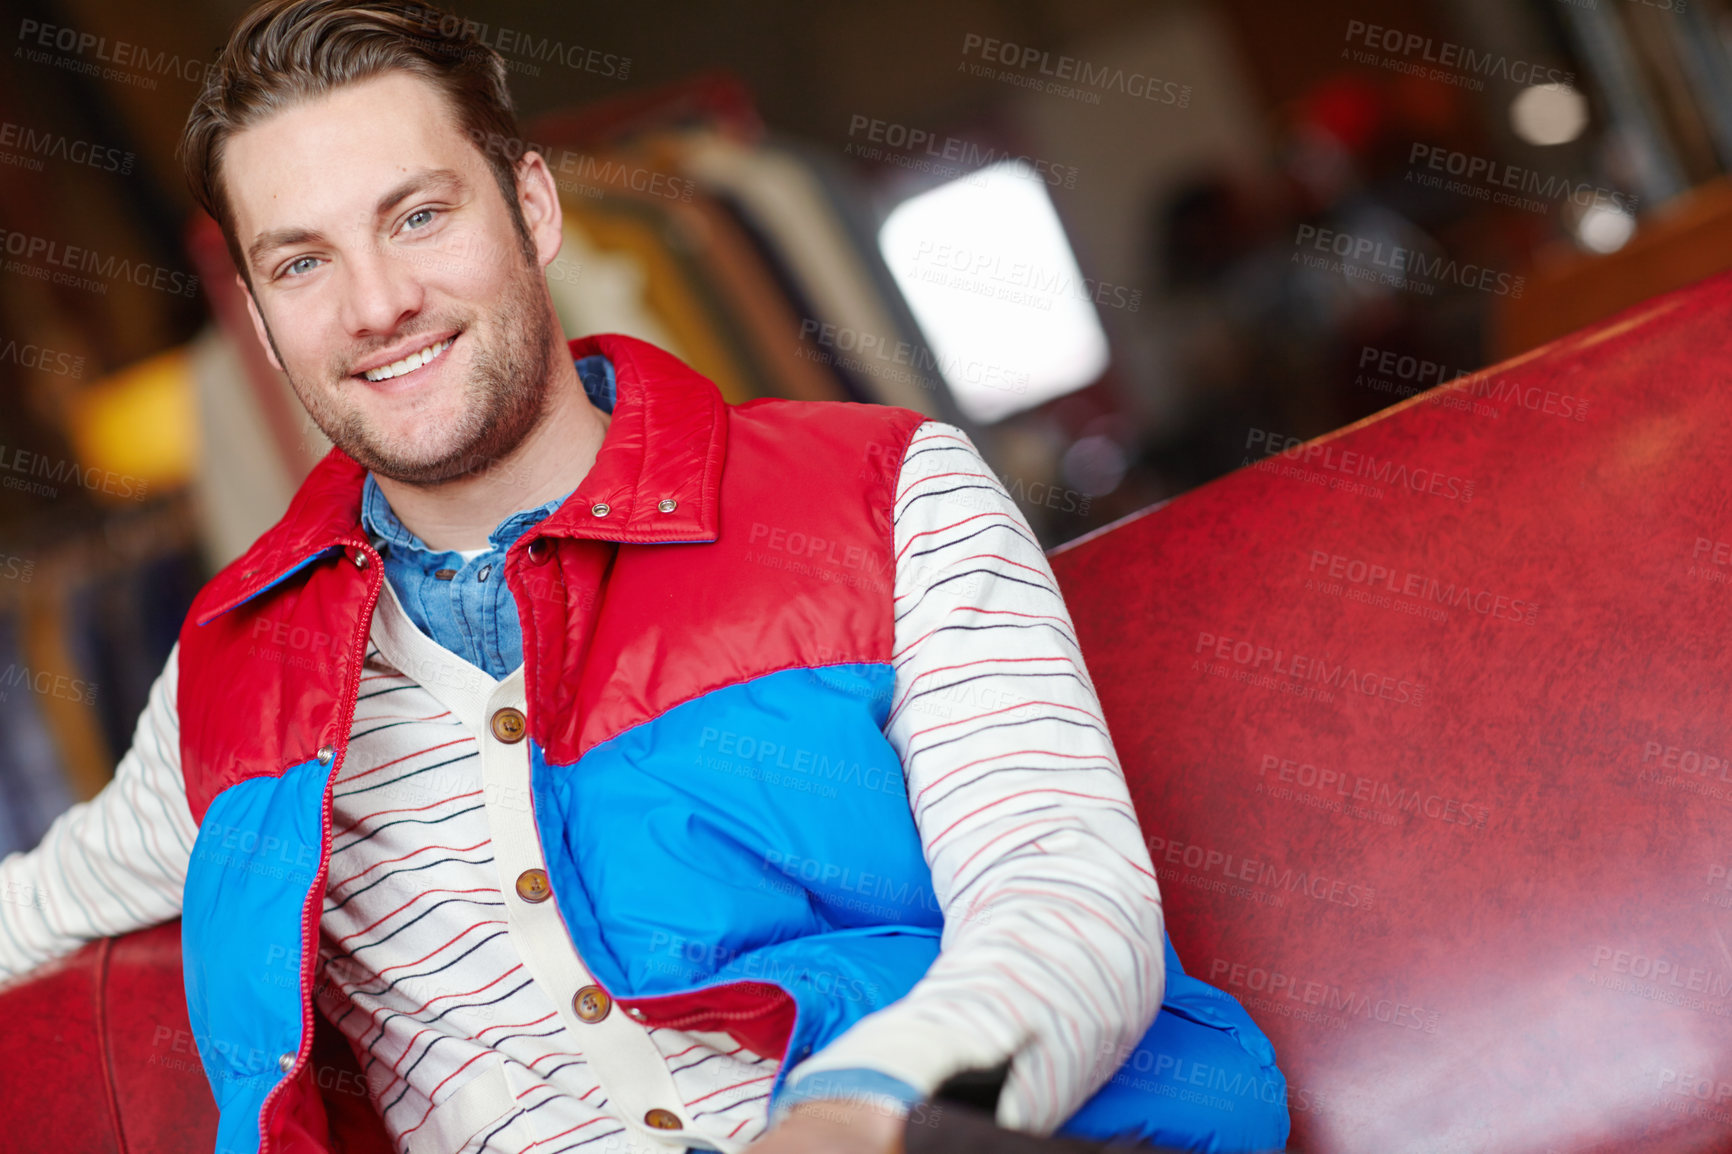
[3,0,1732,844]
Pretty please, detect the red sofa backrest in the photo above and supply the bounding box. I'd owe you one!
[1047,271,1732,1152]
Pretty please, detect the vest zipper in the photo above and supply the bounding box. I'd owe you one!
[255,542,383,1154]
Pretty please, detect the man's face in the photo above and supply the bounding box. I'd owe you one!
[226,70,560,486]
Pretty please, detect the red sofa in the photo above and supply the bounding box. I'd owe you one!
[6,271,1732,1152]
[1048,271,1732,1152]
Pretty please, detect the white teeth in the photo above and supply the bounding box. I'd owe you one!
[362,336,453,382]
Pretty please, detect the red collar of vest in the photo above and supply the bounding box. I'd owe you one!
[195,332,728,626]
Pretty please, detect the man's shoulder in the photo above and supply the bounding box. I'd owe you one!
[724,399,939,496]
[729,397,936,455]
[731,395,931,428]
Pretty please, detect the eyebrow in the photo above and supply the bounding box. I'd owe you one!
[244,166,466,273]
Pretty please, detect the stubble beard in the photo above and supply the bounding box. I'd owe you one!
[274,251,556,488]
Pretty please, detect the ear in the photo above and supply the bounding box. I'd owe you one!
[238,272,285,373]
[514,149,565,271]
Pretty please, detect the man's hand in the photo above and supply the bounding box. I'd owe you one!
[743,1097,906,1154]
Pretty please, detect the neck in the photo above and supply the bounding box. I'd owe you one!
[371,355,612,552]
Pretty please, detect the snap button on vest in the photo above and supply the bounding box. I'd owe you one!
[490,707,526,743]
[591,502,611,517]
[316,745,335,764]
[643,1108,682,1130]
[526,538,551,564]
[278,1051,295,1072]
[514,869,551,902]
[657,498,677,513]
[573,985,611,1022]
[351,549,370,570]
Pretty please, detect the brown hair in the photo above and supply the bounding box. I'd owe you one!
[177,0,534,291]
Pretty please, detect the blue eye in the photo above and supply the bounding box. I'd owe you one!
[284,256,318,278]
[406,208,436,229]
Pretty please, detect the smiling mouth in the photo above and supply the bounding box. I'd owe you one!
[355,333,458,383]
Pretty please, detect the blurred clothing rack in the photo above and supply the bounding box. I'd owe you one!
[0,493,202,859]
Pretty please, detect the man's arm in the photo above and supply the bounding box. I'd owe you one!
[0,641,197,978]
[776,420,1165,1134]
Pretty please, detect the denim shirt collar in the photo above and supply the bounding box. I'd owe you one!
[359,473,566,557]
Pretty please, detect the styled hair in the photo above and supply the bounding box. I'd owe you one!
[177,0,533,290]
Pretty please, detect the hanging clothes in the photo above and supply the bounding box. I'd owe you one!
[18,580,110,803]
[0,498,204,833]
[544,217,687,357]
[0,607,74,858]
[670,132,946,416]
[558,194,762,403]
[184,324,329,570]
[560,143,854,404]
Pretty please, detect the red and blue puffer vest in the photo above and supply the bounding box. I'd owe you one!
[176,333,935,1153]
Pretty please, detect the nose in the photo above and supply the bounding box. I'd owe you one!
[338,244,425,353]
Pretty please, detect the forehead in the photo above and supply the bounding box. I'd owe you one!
[224,71,477,254]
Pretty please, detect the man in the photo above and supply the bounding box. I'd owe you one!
[0,3,1290,1152]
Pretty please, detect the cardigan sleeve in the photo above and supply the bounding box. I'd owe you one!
[777,420,1166,1134]
[0,641,197,978]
